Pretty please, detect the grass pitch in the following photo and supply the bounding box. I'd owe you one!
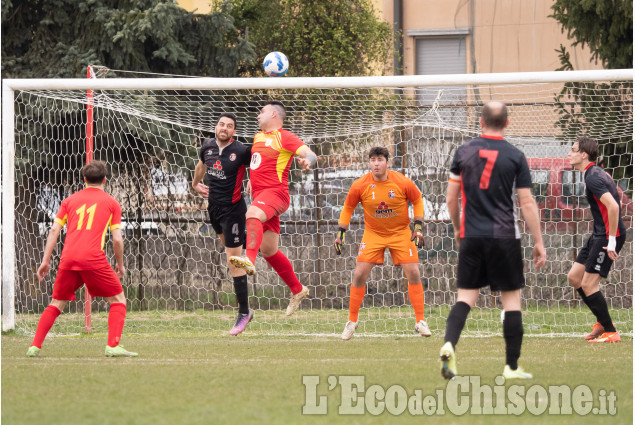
[2,332,632,425]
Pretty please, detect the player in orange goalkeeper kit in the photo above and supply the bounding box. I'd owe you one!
[26,161,137,358]
[334,147,430,340]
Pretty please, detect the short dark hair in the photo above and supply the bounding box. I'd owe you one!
[82,160,108,184]
[368,146,390,160]
[576,136,599,162]
[481,102,508,130]
[265,100,286,120]
[218,112,237,129]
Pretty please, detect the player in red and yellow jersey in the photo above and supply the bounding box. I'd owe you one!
[230,101,318,316]
[333,147,430,340]
[26,161,137,358]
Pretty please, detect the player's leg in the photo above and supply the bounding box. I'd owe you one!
[390,235,430,337]
[244,204,267,265]
[568,261,604,339]
[225,241,253,335]
[581,236,623,342]
[260,229,309,315]
[500,290,531,379]
[28,268,80,356]
[342,261,374,340]
[82,267,137,357]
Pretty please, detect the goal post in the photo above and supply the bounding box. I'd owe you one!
[2,69,632,336]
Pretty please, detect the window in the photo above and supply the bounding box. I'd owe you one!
[530,170,550,205]
[414,35,467,124]
[561,170,588,207]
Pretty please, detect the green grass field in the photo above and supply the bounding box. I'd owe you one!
[2,329,632,425]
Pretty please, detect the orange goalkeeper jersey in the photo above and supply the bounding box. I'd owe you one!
[339,170,423,236]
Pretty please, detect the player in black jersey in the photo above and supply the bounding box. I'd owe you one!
[192,113,253,335]
[440,101,546,380]
[567,136,626,343]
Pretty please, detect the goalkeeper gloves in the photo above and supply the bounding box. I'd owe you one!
[411,220,424,249]
[334,227,346,255]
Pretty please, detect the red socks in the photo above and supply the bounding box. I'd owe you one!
[31,305,61,348]
[107,303,127,348]
[348,285,366,322]
[408,282,425,322]
[264,250,303,294]
[246,217,264,264]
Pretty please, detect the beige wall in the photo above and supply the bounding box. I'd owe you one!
[383,0,603,75]
[179,0,212,14]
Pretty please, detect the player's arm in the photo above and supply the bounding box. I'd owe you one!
[192,160,209,197]
[37,222,63,281]
[446,175,461,247]
[599,192,620,260]
[409,186,425,249]
[110,228,125,278]
[334,185,360,255]
[517,188,546,269]
[295,145,318,170]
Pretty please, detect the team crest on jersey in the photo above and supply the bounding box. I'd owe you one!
[372,201,397,218]
[370,184,376,189]
[359,242,366,250]
[388,190,395,199]
[229,153,236,161]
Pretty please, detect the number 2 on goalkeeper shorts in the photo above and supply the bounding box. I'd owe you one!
[478,149,499,190]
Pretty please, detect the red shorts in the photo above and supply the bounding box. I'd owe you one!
[357,229,419,265]
[252,189,290,234]
[51,267,123,300]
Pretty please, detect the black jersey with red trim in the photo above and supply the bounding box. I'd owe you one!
[200,138,251,205]
[449,135,532,239]
[584,163,626,238]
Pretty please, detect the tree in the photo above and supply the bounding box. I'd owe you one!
[550,0,633,69]
[1,0,256,78]
[550,0,633,190]
[223,0,392,77]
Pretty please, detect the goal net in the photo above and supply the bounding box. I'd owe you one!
[2,69,632,337]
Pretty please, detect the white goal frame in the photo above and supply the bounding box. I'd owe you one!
[2,68,633,332]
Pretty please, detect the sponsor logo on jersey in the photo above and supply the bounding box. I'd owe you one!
[372,201,397,218]
[213,160,222,170]
[229,153,236,161]
[388,190,395,199]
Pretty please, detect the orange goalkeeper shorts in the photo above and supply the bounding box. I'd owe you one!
[356,229,419,265]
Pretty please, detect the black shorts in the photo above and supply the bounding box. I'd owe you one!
[457,238,525,291]
[207,199,247,248]
[575,234,626,278]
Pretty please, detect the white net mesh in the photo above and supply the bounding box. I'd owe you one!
[8,71,633,337]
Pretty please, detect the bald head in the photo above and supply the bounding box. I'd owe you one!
[481,101,508,130]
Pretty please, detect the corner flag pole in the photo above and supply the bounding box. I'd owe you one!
[84,65,95,333]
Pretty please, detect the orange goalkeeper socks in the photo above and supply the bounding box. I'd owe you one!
[31,305,61,348]
[348,285,366,322]
[408,282,425,322]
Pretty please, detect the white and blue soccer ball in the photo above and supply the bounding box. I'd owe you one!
[263,51,289,77]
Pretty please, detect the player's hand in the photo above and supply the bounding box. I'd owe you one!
[533,243,546,269]
[603,236,618,261]
[296,157,312,170]
[454,229,461,249]
[37,261,50,282]
[194,183,209,198]
[334,228,346,255]
[245,180,252,196]
[411,221,424,249]
[115,263,125,279]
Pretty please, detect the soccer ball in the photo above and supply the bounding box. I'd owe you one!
[263,52,289,77]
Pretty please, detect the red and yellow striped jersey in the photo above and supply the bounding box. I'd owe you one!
[54,187,122,270]
[249,128,305,194]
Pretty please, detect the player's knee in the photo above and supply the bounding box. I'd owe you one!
[567,270,581,287]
